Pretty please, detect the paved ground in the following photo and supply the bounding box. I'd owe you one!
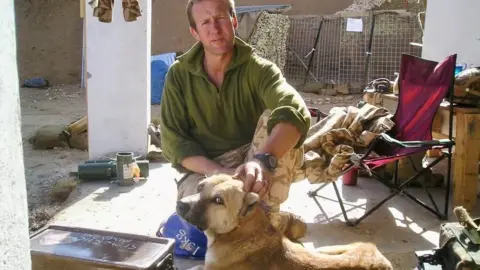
[45,160,478,270]
[22,85,480,270]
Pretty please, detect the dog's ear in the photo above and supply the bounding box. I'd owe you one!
[239,192,259,217]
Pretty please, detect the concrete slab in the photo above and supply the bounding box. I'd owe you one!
[22,85,479,269]
[45,162,480,270]
[48,163,179,236]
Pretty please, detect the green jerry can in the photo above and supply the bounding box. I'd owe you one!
[415,207,480,270]
[30,225,176,270]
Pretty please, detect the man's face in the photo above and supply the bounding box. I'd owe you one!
[190,0,238,56]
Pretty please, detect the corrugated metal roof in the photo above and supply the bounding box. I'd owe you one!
[235,4,291,14]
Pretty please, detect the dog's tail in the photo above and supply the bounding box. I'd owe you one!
[313,242,393,270]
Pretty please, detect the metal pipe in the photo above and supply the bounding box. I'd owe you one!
[303,18,323,86]
[444,54,457,218]
[81,17,86,89]
[292,51,319,83]
[116,152,136,186]
[363,12,376,88]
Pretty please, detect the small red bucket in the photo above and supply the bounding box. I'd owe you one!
[342,168,358,186]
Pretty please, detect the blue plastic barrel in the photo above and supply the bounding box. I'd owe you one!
[151,52,176,104]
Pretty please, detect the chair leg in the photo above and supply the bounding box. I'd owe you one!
[407,156,441,215]
[352,191,400,226]
[307,182,328,197]
[349,155,448,225]
[308,181,357,226]
[309,172,420,227]
[444,150,453,219]
[388,160,399,193]
[308,152,452,226]
[348,173,431,226]
[332,181,355,227]
[399,153,450,220]
[401,192,444,219]
[379,155,447,218]
[394,160,399,187]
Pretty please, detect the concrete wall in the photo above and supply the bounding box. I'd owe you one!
[15,0,354,85]
[0,1,32,269]
[422,0,480,68]
[15,0,83,85]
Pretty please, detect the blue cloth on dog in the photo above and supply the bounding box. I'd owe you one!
[157,212,207,260]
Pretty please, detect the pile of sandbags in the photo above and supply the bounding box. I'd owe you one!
[31,117,88,151]
[30,116,167,161]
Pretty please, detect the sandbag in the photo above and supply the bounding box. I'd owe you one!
[68,132,88,151]
[33,125,69,149]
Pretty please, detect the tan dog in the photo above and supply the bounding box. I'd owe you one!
[176,174,393,270]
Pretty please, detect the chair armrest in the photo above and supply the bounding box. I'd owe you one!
[378,133,455,148]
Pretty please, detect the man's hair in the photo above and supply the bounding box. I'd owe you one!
[186,0,236,29]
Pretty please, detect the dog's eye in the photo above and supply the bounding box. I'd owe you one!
[197,184,205,192]
[212,197,224,205]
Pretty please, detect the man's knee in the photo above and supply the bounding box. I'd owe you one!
[264,183,291,208]
[177,173,206,200]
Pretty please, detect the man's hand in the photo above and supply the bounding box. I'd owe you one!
[234,160,269,199]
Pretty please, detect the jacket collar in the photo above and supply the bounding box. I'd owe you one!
[177,36,255,76]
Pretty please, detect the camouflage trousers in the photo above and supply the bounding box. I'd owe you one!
[176,110,305,213]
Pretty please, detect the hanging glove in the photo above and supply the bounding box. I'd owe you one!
[122,0,142,22]
[90,0,113,23]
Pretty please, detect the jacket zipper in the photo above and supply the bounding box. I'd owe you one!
[202,70,228,112]
[216,72,229,109]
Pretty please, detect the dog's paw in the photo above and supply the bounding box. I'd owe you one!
[269,211,307,241]
[288,217,307,241]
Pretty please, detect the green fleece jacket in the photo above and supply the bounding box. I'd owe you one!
[160,37,311,170]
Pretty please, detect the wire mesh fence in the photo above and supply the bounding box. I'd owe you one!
[284,11,423,93]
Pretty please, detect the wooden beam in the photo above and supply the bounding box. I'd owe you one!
[432,131,449,140]
[453,113,480,211]
[80,0,85,18]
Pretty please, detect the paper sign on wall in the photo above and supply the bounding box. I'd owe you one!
[346,18,363,32]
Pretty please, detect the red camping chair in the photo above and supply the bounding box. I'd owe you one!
[307,53,457,226]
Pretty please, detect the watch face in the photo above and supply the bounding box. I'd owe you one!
[268,155,277,168]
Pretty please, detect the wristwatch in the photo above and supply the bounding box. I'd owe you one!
[253,153,278,172]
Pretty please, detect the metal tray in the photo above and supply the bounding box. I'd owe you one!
[30,225,175,270]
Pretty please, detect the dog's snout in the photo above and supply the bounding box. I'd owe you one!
[176,200,190,216]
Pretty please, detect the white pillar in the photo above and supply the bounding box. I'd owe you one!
[422,0,480,67]
[85,0,152,159]
[0,1,32,269]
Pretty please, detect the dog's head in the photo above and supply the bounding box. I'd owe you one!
[176,174,259,234]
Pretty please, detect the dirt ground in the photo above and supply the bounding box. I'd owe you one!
[21,84,87,231]
[21,84,361,232]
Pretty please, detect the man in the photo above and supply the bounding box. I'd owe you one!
[160,0,311,240]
